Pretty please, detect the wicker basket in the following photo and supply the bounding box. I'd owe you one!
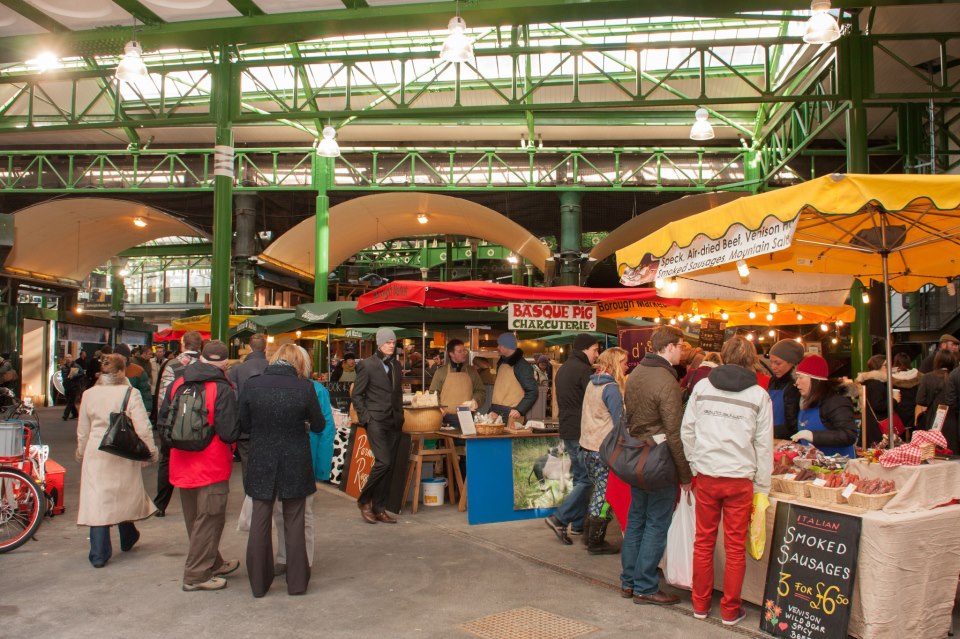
[777,479,812,497]
[846,491,897,511]
[475,423,505,436]
[402,407,443,433]
[770,474,789,493]
[807,483,848,504]
[919,443,936,462]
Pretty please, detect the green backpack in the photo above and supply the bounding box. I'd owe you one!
[160,378,217,451]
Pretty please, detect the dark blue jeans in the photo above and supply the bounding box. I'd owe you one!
[620,483,676,596]
[553,439,590,532]
[89,522,139,566]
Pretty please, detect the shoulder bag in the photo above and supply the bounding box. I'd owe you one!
[599,416,678,491]
[99,388,153,461]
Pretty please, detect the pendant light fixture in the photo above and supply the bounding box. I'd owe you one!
[803,0,842,45]
[689,108,715,141]
[439,3,474,64]
[116,40,149,85]
[317,124,341,158]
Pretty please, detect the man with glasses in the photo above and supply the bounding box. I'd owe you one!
[620,325,693,606]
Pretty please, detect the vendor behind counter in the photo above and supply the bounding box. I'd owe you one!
[429,339,486,426]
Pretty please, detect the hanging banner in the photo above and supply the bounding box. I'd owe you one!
[618,327,656,373]
[507,303,596,331]
[620,215,798,286]
[61,324,110,344]
[761,502,862,639]
[594,299,674,318]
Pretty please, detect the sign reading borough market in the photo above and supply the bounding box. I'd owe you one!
[507,303,596,331]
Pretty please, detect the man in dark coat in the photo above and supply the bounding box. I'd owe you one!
[545,334,600,545]
[919,334,959,374]
[60,353,83,420]
[351,327,404,524]
[228,333,269,480]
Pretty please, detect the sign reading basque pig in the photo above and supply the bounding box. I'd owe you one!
[508,303,596,332]
[620,215,798,286]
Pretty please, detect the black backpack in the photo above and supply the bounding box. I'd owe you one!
[159,377,217,451]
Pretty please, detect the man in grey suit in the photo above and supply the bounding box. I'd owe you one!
[351,328,404,524]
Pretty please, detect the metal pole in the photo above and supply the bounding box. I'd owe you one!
[842,32,870,174]
[210,46,235,342]
[422,321,427,390]
[313,155,331,303]
[558,191,583,286]
[326,328,331,377]
[880,217,895,450]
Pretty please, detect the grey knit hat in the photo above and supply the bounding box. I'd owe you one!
[376,327,397,347]
[769,339,805,366]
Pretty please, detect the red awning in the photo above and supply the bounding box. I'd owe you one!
[356,280,677,312]
[153,328,211,342]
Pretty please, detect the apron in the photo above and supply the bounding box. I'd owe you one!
[439,365,474,415]
[339,370,356,383]
[798,405,855,458]
[490,364,526,426]
[768,387,786,429]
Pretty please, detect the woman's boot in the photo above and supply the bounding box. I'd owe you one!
[586,516,618,555]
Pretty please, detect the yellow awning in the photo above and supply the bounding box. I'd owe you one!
[597,299,854,327]
[172,314,252,331]
[617,174,960,293]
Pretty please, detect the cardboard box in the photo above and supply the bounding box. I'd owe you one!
[44,459,65,516]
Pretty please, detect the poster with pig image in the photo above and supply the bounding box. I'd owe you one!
[512,438,573,510]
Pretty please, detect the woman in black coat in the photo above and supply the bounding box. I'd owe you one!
[856,354,890,446]
[240,343,325,598]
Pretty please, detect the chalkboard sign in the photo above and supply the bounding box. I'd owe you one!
[698,319,726,352]
[761,502,862,639]
[323,381,353,413]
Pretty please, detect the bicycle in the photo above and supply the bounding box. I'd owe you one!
[0,414,50,554]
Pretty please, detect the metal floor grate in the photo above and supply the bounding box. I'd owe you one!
[460,606,598,639]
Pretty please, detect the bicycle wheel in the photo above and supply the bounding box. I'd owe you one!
[0,467,45,553]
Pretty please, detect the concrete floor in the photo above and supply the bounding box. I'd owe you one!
[1,407,771,639]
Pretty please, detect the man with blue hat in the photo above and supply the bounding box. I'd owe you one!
[489,332,538,427]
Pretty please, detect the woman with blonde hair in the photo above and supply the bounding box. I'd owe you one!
[240,342,325,597]
[579,346,628,555]
[76,353,158,568]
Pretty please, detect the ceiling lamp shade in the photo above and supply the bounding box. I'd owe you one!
[133,217,147,228]
[440,15,474,63]
[689,108,714,141]
[417,213,429,225]
[803,0,841,44]
[115,41,149,85]
[317,125,340,158]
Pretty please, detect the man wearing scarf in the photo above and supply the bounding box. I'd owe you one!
[351,328,404,524]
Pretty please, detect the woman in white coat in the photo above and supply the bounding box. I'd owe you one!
[76,353,158,568]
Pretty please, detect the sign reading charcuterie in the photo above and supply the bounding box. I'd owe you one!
[761,502,861,639]
[507,303,596,331]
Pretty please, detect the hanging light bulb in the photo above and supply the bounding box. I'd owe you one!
[691,314,701,323]
[720,311,729,321]
[769,297,778,313]
[837,319,844,327]
[295,330,303,338]
[769,329,776,337]
[803,0,842,45]
[861,290,870,304]
[758,336,765,342]
[133,217,147,228]
[439,14,474,63]
[795,337,803,343]
[417,213,429,225]
[766,313,774,321]
[745,333,754,341]
[669,318,677,325]
[677,314,685,322]
[654,278,664,290]
[820,323,829,332]
[736,260,750,278]
[796,312,804,321]
[748,310,757,320]
[317,125,341,158]
[115,41,149,85]
[667,278,680,294]
[831,337,839,345]
[654,316,661,324]
[689,107,714,141]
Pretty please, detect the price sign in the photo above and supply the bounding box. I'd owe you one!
[761,502,862,639]
[323,381,353,413]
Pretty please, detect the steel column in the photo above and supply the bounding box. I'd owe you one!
[841,33,871,173]
[313,154,331,302]
[558,191,583,286]
[210,47,235,342]
[850,279,871,376]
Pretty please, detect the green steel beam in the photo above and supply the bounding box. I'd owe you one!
[110,0,165,26]
[0,0,69,34]
[210,47,235,342]
[225,0,266,17]
[119,243,212,258]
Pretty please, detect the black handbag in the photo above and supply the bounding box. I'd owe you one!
[599,416,678,491]
[99,388,152,461]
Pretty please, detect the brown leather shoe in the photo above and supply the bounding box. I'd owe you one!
[358,501,377,524]
[633,591,680,606]
[620,587,634,599]
[374,511,397,524]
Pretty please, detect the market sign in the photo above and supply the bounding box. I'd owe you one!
[620,215,798,286]
[698,319,726,352]
[593,299,673,317]
[618,328,656,373]
[507,303,596,331]
[761,502,862,639]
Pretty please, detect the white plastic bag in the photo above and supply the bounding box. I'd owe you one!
[237,494,253,532]
[662,491,696,590]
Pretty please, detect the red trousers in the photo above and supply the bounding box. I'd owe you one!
[691,475,753,619]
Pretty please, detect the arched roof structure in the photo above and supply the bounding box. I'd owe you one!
[4,198,206,286]
[260,193,552,280]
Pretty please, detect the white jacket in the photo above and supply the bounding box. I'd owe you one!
[680,365,774,493]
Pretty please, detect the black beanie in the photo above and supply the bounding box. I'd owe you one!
[573,333,599,352]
